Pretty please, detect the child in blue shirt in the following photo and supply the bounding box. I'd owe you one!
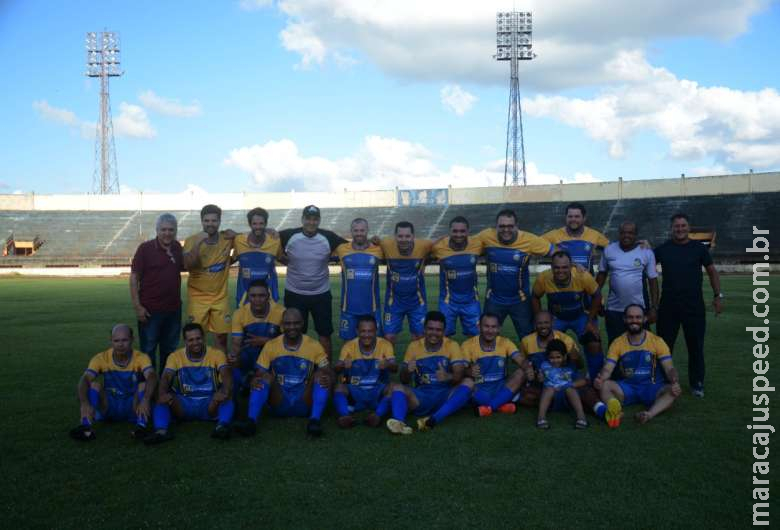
[536,338,588,429]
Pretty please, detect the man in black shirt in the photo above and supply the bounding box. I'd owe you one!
[654,213,723,397]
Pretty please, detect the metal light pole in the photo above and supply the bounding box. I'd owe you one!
[495,11,535,186]
[86,31,123,194]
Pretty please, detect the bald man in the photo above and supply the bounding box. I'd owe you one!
[69,324,158,441]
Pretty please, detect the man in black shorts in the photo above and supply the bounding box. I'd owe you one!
[279,205,347,360]
[654,213,723,398]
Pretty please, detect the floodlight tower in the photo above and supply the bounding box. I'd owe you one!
[495,11,535,186]
[86,31,123,194]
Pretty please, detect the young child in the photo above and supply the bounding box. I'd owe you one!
[536,339,588,429]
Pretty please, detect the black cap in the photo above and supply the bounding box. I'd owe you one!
[302,205,320,218]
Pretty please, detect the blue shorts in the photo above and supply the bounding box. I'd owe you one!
[618,381,665,407]
[439,299,480,336]
[339,309,384,340]
[347,384,386,412]
[553,314,594,339]
[270,389,311,417]
[99,394,136,422]
[550,388,573,412]
[178,395,215,421]
[472,381,515,407]
[383,304,427,336]
[411,386,450,417]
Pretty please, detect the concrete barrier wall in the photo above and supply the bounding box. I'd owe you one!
[1,172,777,211]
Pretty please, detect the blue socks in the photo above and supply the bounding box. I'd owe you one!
[310,383,329,420]
[153,403,171,431]
[217,400,234,425]
[391,390,408,421]
[248,383,270,422]
[432,384,471,424]
[232,368,243,401]
[594,401,606,419]
[333,392,350,417]
[587,352,605,382]
[489,385,515,410]
[375,395,390,417]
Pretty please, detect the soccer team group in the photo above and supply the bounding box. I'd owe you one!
[70,201,724,443]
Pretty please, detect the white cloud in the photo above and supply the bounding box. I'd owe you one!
[440,84,477,116]
[225,135,597,191]
[32,100,78,126]
[257,0,768,90]
[113,103,156,139]
[138,90,202,118]
[524,50,780,168]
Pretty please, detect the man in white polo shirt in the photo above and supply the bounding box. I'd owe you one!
[596,221,659,345]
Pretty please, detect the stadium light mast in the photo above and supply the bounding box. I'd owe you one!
[495,11,535,187]
[85,31,123,195]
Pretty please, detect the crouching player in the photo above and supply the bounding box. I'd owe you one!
[145,323,234,444]
[333,315,397,428]
[229,280,283,399]
[70,324,157,441]
[464,313,526,417]
[594,304,682,428]
[385,311,470,434]
[234,308,332,438]
[535,339,588,430]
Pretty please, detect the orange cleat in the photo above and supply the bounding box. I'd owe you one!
[475,405,493,417]
[496,403,517,415]
[605,398,623,429]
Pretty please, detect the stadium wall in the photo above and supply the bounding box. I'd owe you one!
[1,172,777,211]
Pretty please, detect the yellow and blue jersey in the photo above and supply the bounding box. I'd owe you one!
[380,238,433,310]
[334,243,384,314]
[257,335,329,398]
[607,331,671,384]
[520,331,579,371]
[339,337,395,390]
[461,336,520,389]
[532,268,599,321]
[542,227,609,271]
[233,233,282,306]
[183,233,233,303]
[478,228,553,304]
[231,301,284,357]
[431,237,483,304]
[164,347,228,398]
[86,349,153,398]
[403,338,466,389]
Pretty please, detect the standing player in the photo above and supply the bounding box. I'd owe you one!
[333,218,385,341]
[236,308,332,438]
[654,213,723,397]
[233,207,283,305]
[385,311,470,434]
[229,280,284,399]
[594,305,682,427]
[532,251,603,380]
[69,324,157,441]
[464,313,526,417]
[279,205,347,360]
[332,315,397,428]
[183,204,235,353]
[379,221,433,344]
[145,323,234,444]
[431,216,483,337]
[478,209,554,340]
[542,202,609,272]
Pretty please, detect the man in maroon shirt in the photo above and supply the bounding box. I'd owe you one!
[130,213,185,370]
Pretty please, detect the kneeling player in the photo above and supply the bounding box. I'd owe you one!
[145,323,234,444]
[535,339,588,429]
[333,315,397,428]
[385,311,470,434]
[464,313,526,417]
[594,304,681,428]
[235,308,332,437]
[70,324,157,441]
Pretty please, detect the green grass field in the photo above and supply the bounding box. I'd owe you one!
[0,274,776,528]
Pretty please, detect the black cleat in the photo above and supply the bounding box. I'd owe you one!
[130,424,151,441]
[233,420,257,437]
[211,423,231,440]
[69,424,96,442]
[306,418,323,437]
[144,431,174,446]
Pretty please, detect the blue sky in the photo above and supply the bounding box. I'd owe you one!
[1,0,778,195]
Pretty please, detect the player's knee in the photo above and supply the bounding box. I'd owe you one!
[460,379,475,390]
[506,369,525,389]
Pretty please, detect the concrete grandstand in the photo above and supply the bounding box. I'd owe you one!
[1,172,778,272]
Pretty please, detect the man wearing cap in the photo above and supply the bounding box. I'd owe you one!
[279,205,347,360]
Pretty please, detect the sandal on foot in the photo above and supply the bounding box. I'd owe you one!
[536,419,550,430]
[574,419,589,429]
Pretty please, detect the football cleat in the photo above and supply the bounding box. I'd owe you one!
[497,403,517,415]
[364,413,382,428]
[337,415,356,429]
[143,431,174,446]
[417,416,436,431]
[306,419,324,437]
[233,420,257,437]
[211,423,231,440]
[605,398,623,429]
[69,424,96,442]
[386,418,412,435]
[475,405,493,417]
[130,424,150,441]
